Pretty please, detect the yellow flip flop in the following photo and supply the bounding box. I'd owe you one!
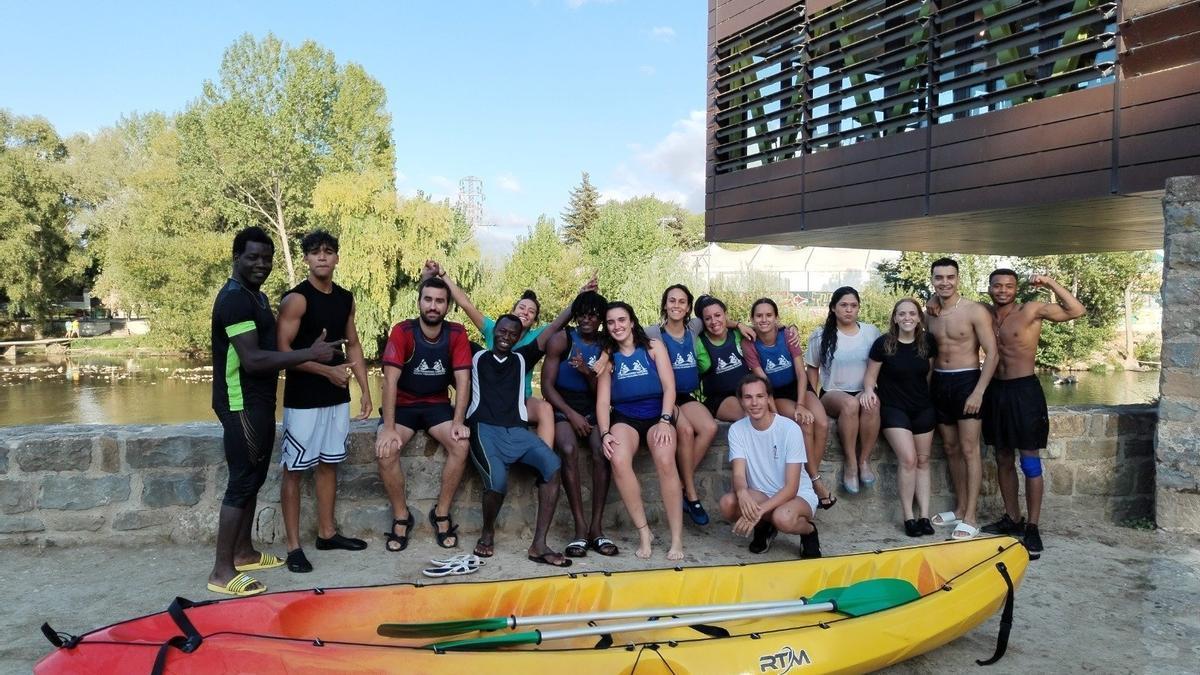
[234,552,284,572]
[206,572,266,597]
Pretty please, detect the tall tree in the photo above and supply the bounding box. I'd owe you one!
[503,215,586,313]
[0,111,87,322]
[560,171,600,245]
[177,33,394,286]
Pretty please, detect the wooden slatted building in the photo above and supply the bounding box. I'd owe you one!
[706,0,1200,253]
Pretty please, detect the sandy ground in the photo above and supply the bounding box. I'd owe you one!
[5,520,1198,674]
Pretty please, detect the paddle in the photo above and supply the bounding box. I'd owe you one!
[382,598,812,638]
[423,578,918,652]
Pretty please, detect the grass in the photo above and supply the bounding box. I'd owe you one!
[1119,517,1156,531]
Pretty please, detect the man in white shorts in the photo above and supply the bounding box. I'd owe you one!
[277,231,372,573]
[718,374,821,559]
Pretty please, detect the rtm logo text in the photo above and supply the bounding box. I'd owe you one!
[759,646,812,674]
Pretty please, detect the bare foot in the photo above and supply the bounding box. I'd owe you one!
[666,547,684,561]
[635,525,653,559]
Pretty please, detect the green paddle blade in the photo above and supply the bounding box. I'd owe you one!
[428,629,541,651]
[378,616,509,638]
[813,578,920,617]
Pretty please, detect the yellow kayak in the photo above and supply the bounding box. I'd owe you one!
[37,537,1027,674]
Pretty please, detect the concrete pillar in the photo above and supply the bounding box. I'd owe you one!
[1156,176,1200,532]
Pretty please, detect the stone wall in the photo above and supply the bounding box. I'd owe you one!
[0,404,1156,546]
[1157,176,1200,532]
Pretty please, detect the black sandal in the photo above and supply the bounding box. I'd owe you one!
[385,507,415,552]
[428,506,459,549]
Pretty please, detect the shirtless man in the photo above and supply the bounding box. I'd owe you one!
[979,269,1085,558]
[925,258,998,540]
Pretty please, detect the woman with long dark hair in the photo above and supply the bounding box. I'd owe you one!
[859,299,938,537]
[804,287,882,494]
[742,297,836,510]
[596,302,684,561]
[695,295,752,422]
[644,284,717,526]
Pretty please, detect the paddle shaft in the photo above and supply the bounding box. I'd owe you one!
[511,597,813,629]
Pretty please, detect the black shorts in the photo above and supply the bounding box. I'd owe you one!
[703,393,735,417]
[930,369,984,425]
[773,380,799,402]
[218,407,276,508]
[820,389,862,399]
[675,392,699,408]
[983,375,1049,450]
[553,389,597,425]
[612,410,661,445]
[386,403,454,433]
[880,405,937,435]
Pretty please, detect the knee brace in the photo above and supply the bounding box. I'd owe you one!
[1019,455,1043,478]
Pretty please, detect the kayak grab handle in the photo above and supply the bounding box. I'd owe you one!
[40,623,80,649]
[150,597,205,675]
[975,562,1015,667]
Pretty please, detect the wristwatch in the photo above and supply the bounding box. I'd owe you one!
[659,413,676,425]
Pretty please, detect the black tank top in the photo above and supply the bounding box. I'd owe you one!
[282,279,352,409]
[397,319,455,397]
[700,332,749,401]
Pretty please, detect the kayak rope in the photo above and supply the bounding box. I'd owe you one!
[630,643,679,674]
[975,562,1015,667]
[150,597,205,675]
[39,623,80,649]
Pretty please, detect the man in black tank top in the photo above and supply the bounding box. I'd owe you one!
[277,231,372,573]
[207,227,343,597]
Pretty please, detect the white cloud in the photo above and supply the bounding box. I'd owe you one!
[566,0,614,8]
[639,65,656,77]
[598,110,706,211]
[649,26,676,41]
[495,172,522,193]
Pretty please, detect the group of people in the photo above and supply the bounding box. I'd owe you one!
[206,227,1082,597]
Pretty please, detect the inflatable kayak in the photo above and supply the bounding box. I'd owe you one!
[36,537,1027,674]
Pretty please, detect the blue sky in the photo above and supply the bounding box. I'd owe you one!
[1,0,706,253]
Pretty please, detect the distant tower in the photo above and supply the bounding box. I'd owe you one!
[456,176,486,228]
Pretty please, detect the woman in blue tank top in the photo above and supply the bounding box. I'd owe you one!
[651,284,718,527]
[596,301,684,561]
[742,298,836,510]
[695,295,751,422]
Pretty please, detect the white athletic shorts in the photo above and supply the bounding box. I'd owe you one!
[280,403,350,471]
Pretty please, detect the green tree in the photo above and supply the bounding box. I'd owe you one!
[581,197,679,304]
[0,111,88,322]
[560,171,600,245]
[177,33,394,286]
[503,215,586,314]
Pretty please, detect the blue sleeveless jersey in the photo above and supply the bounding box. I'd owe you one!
[659,326,700,394]
[610,347,663,419]
[755,337,798,389]
[555,328,602,393]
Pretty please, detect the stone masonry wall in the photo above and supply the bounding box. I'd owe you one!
[0,404,1155,546]
[1157,176,1200,533]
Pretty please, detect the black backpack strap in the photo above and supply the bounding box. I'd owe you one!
[976,562,1015,666]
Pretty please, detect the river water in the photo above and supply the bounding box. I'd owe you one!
[0,354,1161,427]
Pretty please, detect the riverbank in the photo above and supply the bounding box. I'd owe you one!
[9,520,1199,674]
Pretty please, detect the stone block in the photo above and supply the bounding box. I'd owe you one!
[1074,462,1118,497]
[1049,414,1085,438]
[1117,411,1157,441]
[172,508,219,544]
[1157,490,1200,533]
[1162,342,1199,370]
[1064,438,1118,460]
[1043,439,1065,460]
[46,513,105,532]
[98,436,121,472]
[339,505,395,540]
[255,505,280,544]
[345,429,377,464]
[126,433,221,468]
[336,466,387,501]
[113,510,172,531]
[1047,462,1074,496]
[0,479,35,514]
[1159,369,1200,398]
[1158,398,1200,424]
[1161,274,1200,305]
[1132,459,1156,496]
[39,475,131,510]
[1120,437,1154,463]
[14,436,93,472]
[1160,303,1200,334]
[0,445,8,473]
[141,472,204,507]
[0,515,45,533]
[1086,414,1118,438]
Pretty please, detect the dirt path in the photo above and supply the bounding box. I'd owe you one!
[5,521,1197,674]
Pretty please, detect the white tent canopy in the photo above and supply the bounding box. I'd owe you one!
[678,244,900,293]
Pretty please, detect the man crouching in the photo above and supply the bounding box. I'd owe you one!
[719,374,821,559]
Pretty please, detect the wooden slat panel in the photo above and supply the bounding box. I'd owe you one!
[1119,92,1200,137]
[714,174,804,209]
[709,192,804,226]
[805,130,926,171]
[932,142,1112,192]
[1120,155,1200,193]
[808,197,926,229]
[713,0,797,40]
[929,171,1111,214]
[805,150,924,191]
[712,156,804,191]
[805,173,925,210]
[932,113,1111,170]
[1120,61,1200,105]
[1120,125,1200,165]
[930,86,1112,146]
